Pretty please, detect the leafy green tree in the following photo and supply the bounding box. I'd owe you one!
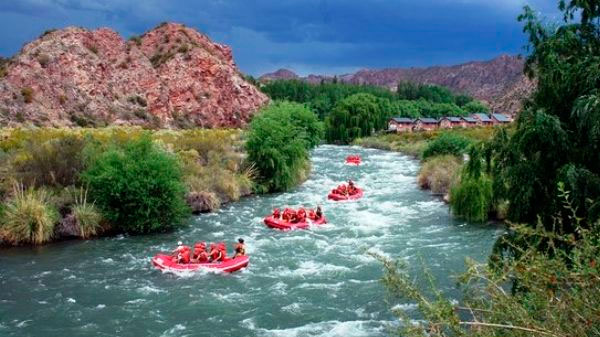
[82,135,188,234]
[485,0,600,230]
[246,101,322,192]
[393,100,421,118]
[454,94,474,107]
[463,100,490,114]
[325,93,383,144]
[261,79,474,124]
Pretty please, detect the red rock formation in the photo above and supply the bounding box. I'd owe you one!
[0,23,268,128]
[260,55,534,116]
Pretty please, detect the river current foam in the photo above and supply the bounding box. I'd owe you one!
[0,145,501,336]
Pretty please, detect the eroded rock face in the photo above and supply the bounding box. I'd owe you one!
[0,23,269,128]
[260,55,534,116]
[55,213,80,238]
[186,191,220,214]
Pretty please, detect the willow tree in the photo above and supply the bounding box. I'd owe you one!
[487,0,600,231]
[325,93,385,144]
[246,101,323,192]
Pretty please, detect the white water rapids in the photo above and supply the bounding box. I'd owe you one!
[0,145,502,336]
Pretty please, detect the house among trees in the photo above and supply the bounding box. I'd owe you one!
[388,117,414,132]
[414,117,439,131]
[490,113,511,125]
[472,113,494,126]
[461,116,478,128]
[439,116,462,129]
[388,113,512,133]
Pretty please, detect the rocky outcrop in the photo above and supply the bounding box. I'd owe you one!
[0,23,269,128]
[261,55,534,116]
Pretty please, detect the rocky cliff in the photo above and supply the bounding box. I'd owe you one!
[0,23,269,128]
[260,55,534,116]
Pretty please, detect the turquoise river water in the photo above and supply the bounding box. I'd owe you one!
[0,145,503,336]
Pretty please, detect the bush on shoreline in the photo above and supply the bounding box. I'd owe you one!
[82,136,188,234]
[422,132,472,159]
[246,101,322,192]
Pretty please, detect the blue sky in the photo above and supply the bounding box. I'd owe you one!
[0,0,559,76]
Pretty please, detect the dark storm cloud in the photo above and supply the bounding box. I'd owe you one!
[0,0,558,75]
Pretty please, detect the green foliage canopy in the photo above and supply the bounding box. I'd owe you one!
[261,79,480,122]
[484,1,600,230]
[82,135,188,234]
[246,101,323,192]
[325,93,384,144]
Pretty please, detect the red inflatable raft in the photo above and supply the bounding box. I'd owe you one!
[345,155,361,165]
[151,254,249,273]
[328,188,364,201]
[264,216,327,231]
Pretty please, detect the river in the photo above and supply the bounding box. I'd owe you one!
[0,145,502,337]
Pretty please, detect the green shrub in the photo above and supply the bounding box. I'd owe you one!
[449,174,493,222]
[246,101,322,192]
[417,155,462,195]
[463,100,490,113]
[422,132,472,159]
[0,185,58,245]
[82,135,188,234]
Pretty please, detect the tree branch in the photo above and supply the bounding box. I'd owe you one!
[459,321,563,337]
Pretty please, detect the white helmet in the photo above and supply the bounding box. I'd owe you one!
[177,241,183,246]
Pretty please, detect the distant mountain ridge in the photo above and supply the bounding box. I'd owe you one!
[0,23,268,128]
[259,55,534,115]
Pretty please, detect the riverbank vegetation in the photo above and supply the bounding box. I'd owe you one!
[324,93,387,143]
[0,127,252,244]
[261,79,488,143]
[380,199,600,336]
[354,127,495,159]
[381,1,600,335]
[246,101,323,193]
[355,127,502,218]
[0,100,322,245]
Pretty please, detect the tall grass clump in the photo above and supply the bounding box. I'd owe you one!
[71,187,103,239]
[0,184,58,245]
[417,155,462,195]
[246,101,322,192]
[82,135,188,234]
[422,132,472,159]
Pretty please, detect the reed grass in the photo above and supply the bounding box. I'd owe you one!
[0,183,58,245]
